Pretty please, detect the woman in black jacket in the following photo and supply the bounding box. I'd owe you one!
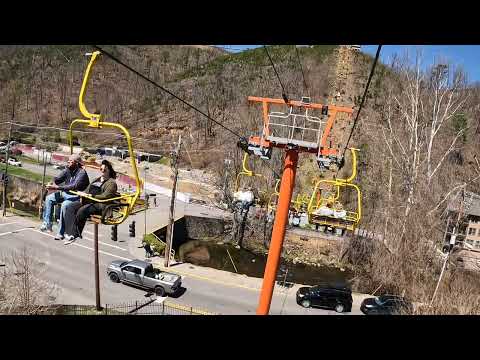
[63,160,118,245]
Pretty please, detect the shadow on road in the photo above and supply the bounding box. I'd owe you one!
[169,286,187,299]
[117,281,187,299]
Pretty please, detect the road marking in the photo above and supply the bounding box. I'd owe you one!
[0,228,31,237]
[154,296,167,304]
[31,230,132,261]
[71,242,132,261]
[82,237,128,251]
[0,222,17,227]
[24,228,127,252]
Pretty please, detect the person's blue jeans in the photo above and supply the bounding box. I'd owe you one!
[42,191,80,235]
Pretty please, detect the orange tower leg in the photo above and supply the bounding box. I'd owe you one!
[257,149,299,315]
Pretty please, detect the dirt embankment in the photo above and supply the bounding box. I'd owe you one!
[1,176,43,211]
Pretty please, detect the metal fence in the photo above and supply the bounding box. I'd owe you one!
[54,299,215,315]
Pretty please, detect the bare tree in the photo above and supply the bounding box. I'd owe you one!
[379,51,469,243]
[343,49,480,313]
[0,246,57,315]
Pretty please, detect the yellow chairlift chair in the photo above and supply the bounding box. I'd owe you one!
[307,148,362,235]
[68,51,145,225]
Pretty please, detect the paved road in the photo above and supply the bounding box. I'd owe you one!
[21,162,59,178]
[0,215,366,315]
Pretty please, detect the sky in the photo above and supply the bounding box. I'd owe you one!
[217,45,480,83]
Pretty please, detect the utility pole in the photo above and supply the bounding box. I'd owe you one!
[94,221,101,311]
[165,135,182,268]
[144,164,149,241]
[223,157,232,205]
[39,150,47,219]
[2,99,15,217]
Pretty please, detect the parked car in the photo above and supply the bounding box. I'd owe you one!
[360,295,413,315]
[7,158,22,167]
[107,259,182,297]
[53,163,66,170]
[296,283,353,313]
[10,148,22,156]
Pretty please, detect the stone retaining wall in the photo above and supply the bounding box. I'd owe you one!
[0,175,43,210]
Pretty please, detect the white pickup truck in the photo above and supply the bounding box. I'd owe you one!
[7,158,22,167]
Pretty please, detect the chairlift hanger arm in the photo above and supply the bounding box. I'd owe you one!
[79,51,101,120]
[241,152,254,177]
[247,96,354,114]
[336,148,359,184]
[235,153,268,192]
[274,179,280,194]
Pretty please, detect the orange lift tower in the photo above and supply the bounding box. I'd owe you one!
[245,96,353,315]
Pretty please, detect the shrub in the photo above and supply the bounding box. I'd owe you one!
[143,233,165,255]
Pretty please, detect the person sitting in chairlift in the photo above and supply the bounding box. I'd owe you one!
[40,154,90,240]
[62,160,118,245]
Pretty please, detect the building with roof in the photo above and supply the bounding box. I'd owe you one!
[446,190,480,251]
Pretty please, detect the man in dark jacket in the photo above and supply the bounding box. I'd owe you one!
[40,154,90,240]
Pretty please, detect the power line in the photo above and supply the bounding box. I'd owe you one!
[5,121,251,157]
[337,45,382,171]
[2,121,176,146]
[263,46,289,104]
[10,129,175,154]
[294,46,309,96]
[94,45,246,141]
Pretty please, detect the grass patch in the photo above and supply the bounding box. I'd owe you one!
[42,305,125,315]
[17,155,41,165]
[0,163,53,183]
[155,157,170,166]
[8,207,38,218]
[143,233,166,255]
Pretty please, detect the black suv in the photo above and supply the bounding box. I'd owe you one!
[296,284,353,313]
[360,295,413,315]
